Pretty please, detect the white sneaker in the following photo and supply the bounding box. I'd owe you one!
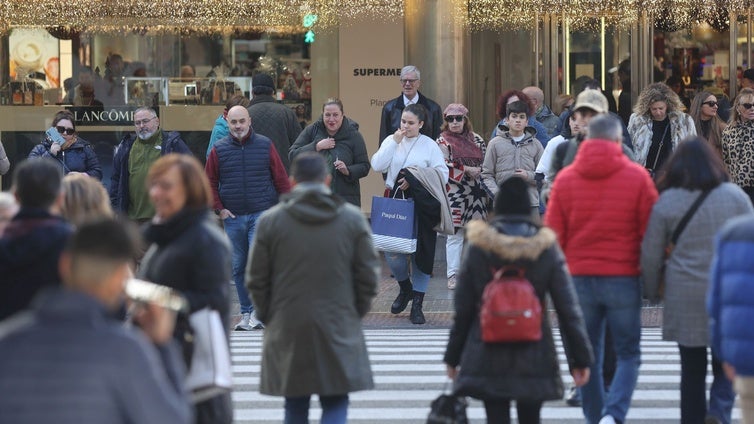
[234,313,253,331]
[249,313,264,330]
[598,415,617,424]
[447,275,457,290]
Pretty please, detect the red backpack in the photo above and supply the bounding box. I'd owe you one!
[479,266,542,343]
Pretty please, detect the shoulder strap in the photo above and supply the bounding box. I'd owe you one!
[670,190,711,245]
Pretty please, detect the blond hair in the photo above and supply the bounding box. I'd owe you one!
[633,82,685,117]
[61,174,113,226]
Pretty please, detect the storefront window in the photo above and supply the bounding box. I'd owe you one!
[654,23,731,106]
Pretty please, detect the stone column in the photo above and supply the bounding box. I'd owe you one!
[404,0,469,109]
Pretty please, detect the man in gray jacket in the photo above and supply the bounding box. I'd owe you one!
[0,218,192,424]
[247,73,302,172]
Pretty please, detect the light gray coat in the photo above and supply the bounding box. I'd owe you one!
[246,184,379,397]
[641,183,753,346]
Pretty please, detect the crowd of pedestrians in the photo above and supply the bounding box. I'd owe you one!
[3,62,754,424]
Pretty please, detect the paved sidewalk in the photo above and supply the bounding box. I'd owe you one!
[231,235,663,330]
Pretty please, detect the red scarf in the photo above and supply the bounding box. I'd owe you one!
[442,130,483,167]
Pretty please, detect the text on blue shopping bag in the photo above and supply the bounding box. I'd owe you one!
[370,196,417,238]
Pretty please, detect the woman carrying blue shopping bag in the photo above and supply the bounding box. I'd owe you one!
[370,103,450,325]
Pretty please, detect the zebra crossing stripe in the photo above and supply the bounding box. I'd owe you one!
[229,328,740,423]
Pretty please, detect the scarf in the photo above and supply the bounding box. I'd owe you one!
[441,130,483,168]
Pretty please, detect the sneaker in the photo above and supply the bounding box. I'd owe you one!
[565,386,581,407]
[598,416,617,424]
[234,313,253,331]
[249,313,264,330]
[704,416,723,424]
[447,275,457,290]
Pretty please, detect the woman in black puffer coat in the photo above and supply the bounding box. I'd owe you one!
[444,176,593,424]
[138,153,233,424]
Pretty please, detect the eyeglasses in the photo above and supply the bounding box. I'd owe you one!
[400,79,418,85]
[741,103,754,110]
[134,116,156,126]
[702,101,718,108]
[444,115,465,123]
[56,126,75,135]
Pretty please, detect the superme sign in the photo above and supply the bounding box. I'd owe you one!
[352,68,402,77]
[65,107,152,126]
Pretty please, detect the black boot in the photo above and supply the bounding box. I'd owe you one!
[390,279,413,314]
[410,291,426,325]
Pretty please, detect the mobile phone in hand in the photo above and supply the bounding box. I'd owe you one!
[45,127,66,145]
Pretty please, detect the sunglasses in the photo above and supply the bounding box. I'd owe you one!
[444,115,465,123]
[741,103,754,110]
[702,101,718,107]
[56,126,75,135]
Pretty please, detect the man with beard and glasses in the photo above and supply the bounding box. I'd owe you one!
[205,105,291,331]
[109,107,191,223]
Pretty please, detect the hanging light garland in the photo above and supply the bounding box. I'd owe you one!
[0,0,748,34]
[0,0,403,34]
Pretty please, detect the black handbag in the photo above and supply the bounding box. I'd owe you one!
[427,381,468,424]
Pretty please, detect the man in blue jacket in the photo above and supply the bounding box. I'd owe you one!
[0,218,192,424]
[206,105,291,331]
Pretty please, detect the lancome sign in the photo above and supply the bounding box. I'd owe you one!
[65,107,154,126]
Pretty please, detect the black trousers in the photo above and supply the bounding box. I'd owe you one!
[483,399,543,424]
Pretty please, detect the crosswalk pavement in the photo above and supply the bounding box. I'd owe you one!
[229,328,741,423]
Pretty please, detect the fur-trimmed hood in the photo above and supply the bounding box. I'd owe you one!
[466,219,556,262]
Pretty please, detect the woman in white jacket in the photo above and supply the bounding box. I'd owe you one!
[371,103,448,325]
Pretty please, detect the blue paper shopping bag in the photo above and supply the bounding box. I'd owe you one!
[370,195,417,254]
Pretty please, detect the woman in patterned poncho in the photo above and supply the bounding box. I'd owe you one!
[436,103,488,289]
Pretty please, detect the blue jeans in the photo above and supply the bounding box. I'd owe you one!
[384,252,430,292]
[284,395,349,424]
[574,276,642,424]
[223,212,262,315]
[678,345,735,424]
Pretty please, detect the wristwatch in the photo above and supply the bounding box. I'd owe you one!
[214,209,221,216]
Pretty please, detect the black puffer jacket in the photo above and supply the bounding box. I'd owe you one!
[444,215,593,401]
[28,136,102,179]
[139,208,233,424]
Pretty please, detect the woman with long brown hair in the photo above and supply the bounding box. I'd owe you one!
[689,91,726,159]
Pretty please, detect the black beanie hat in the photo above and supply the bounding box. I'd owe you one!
[494,176,531,215]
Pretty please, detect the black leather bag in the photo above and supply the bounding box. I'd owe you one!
[427,382,468,424]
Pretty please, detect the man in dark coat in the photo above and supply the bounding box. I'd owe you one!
[247,152,378,423]
[0,219,192,424]
[109,107,190,221]
[247,73,302,172]
[378,65,443,146]
[0,158,72,321]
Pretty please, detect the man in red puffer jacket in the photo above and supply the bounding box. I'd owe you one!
[545,113,658,424]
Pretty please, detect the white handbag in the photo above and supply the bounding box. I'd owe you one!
[185,308,233,403]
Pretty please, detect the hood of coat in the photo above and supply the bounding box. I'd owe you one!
[281,184,345,224]
[466,218,556,262]
[494,124,537,142]
[570,139,627,180]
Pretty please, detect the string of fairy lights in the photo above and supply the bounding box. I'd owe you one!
[0,0,751,34]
